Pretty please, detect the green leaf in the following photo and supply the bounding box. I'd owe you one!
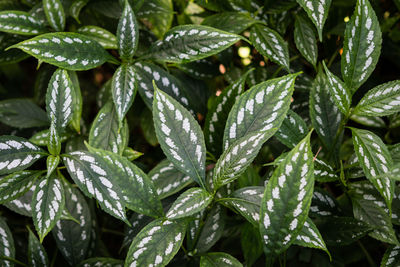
[43,0,65,31]
[295,0,332,41]
[46,155,59,177]
[147,25,242,64]
[63,151,128,223]
[323,62,352,115]
[309,69,343,152]
[349,182,398,244]
[86,146,163,218]
[52,182,92,266]
[124,219,187,267]
[0,170,42,204]
[166,187,213,219]
[10,32,112,71]
[201,12,256,34]
[0,36,30,65]
[204,70,250,156]
[353,80,400,117]
[123,213,153,250]
[200,252,243,267]
[78,258,123,267]
[88,101,129,155]
[223,73,298,149]
[241,223,263,267]
[214,131,275,190]
[45,69,75,132]
[0,217,15,267]
[0,136,47,175]
[122,147,143,161]
[137,0,173,38]
[275,110,308,148]
[195,204,225,253]
[260,132,314,257]
[0,11,46,35]
[351,127,394,210]
[30,129,71,146]
[117,0,139,61]
[0,98,49,128]
[153,86,206,189]
[112,64,138,123]
[148,159,193,199]
[381,246,400,267]
[28,228,49,267]
[68,70,82,133]
[341,0,382,91]
[47,122,61,155]
[77,25,117,49]
[350,114,386,128]
[293,217,330,257]
[177,58,219,79]
[294,15,318,67]
[314,159,339,182]
[32,176,65,242]
[3,182,35,217]
[70,0,89,24]
[250,24,290,71]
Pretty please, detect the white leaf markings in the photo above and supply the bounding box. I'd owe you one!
[0,217,15,267]
[200,252,243,267]
[28,228,49,267]
[0,170,42,204]
[381,245,400,267]
[77,25,117,49]
[294,15,318,67]
[0,11,46,35]
[117,0,139,61]
[293,217,330,256]
[166,188,213,219]
[275,110,308,148]
[43,0,65,31]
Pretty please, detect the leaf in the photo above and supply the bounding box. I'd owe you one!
[0,11,46,35]
[166,187,213,219]
[250,24,290,71]
[310,188,341,217]
[153,86,206,189]
[46,155,59,177]
[0,36,30,65]
[112,64,138,123]
[0,170,42,204]
[350,114,386,128]
[381,246,400,267]
[43,0,65,31]
[68,70,82,133]
[3,182,36,217]
[293,217,330,257]
[195,204,225,253]
[353,80,400,117]
[45,68,75,132]
[341,0,382,91]
[295,0,332,41]
[124,219,187,267]
[0,98,49,128]
[201,12,256,34]
[122,213,153,250]
[0,136,47,175]
[260,132,314,257]
[117,0,139,61]
[200,252,243,267]
[28,228,49,267]
[148,160,193,199]
[77,25,117,49]
[30,129,71,146]
[78,258,123,267]
[147,25,242,63]
[122,147,143,161]
[309,69,343,152]
[136,0,173,38]
[323,62,352,115]
[241,223,263,267]
[349,182,398,244]
[0,217,15,267]
[351,127,394,210]
[177,59,219,79]
[70,0,89,24]
[204,70,250,156]
[32,176,65,242]
[10,32,112,71]
[294,15,318,67]
[213,131,275,190]
[275,110,308,148]
[223,73,298,149]
[88,101,129,155]
[52,182,92,266]
[47,121,61,155]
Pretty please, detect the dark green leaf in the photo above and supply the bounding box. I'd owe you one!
[43,0,65,31]
[28,228,49,267]
[0,11,46,35]
[77,25,117,49]
[137,0,173,38]
[195,204,225,253]
[117,0,139,61]
[201,12,256,34]
[293,217,330,256]
[0,217,15,267]
[0,99,49,128]
[294,15,318,67]
[0,170,42,204]
[381,245,400,267]
[78,258,123,267]
[275,110,308,148]
[3,182,36,217]
[200,252,243,267]
[70,0,89,24]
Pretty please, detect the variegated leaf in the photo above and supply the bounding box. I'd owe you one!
[10,32,112,71]
[0,136,47,175]
[88,101,129,155]
[353,80,400,117]
[153,86,206,189]
[351,128,394,210]
[70,0,89,24]
[195,204,225,253]
[323,62,352,115]
[117,0,139,61]
[0,11,46,35]
[314,159,339,182]
[147,25,242,63]
[341,0,382,91]
[47,122,61,155]
[0,170,42,204]
[178,58,219,79]
[77,25,117,49]
[293,217,330,256]
[78,258,123,267]
[275,110,308,148]
[350,114,386,128]
[381,246,400,267]
[3,183,36,217]
[32,176,65,242]
[166,187,213,219]
[200,252,243,267]
[112,64,138,123]
[46,155,59,177]
[250,24,290,71]
[0,217,15,267]
[201,12,256,34]
[295,0,332,41]
[223,74,298,149]
[214,130,275,190]
[30,129,70,146]
[68,70,82,133]
[28,228,49,267]
[294,15,317,67]
[0,99,48,128]
[125,219,187,267]
[122,213,154,250]
[43,0,65,31]
[260,132,314,257]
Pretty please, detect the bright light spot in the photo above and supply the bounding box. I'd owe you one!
[216,90,222,96]
[219,64,226,74]
[259,61,265,67]
[344,16,350,23]
[384,11,390,19]
[238,47,251,58]
[339,48,343,55]
[242,58,251,66]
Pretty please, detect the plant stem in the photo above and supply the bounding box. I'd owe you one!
[101,228,124,236]
[357,240,376,267]
[0,256,28,267]
[327,110,351,163]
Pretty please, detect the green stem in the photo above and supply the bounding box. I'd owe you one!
[0,256,28,267]
[326,110,352,163]
[50,249,58,267]
[327,47,341,68]
[357,240,376,267]
[101,228,125,236]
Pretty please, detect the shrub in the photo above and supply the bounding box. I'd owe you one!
[0,0,400,266]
